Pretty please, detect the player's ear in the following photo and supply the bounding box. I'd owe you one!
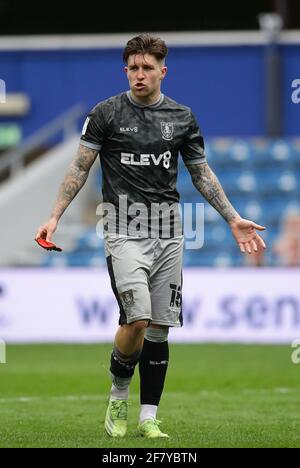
[161,66,167,80]
[124,66,128,75]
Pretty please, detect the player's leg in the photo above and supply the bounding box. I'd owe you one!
[138,236,184,438]
[138,324,170,438]
[104,236,153,437]
[106,320,148,437]
[110,320,148,402]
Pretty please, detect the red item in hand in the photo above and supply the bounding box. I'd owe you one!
[35,238,63,252]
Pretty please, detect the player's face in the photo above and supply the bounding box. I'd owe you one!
[125,53,167,104]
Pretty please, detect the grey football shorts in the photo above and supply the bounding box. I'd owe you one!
[104,235,184,327]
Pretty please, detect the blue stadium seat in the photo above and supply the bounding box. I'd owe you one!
[218,170,257,195]
[245,202,264,225]
[75,228,104,250]
[291,139,300,167]
[183,249,216,267]
[204,222,234,249]
[205,203,221,223]
[256,170,298,196]
[268,140,294,168]
[251,139,294,169]
[214,251,244,267]
[260,197,300,228]
[41,254,68,267]
[208,138,235,169]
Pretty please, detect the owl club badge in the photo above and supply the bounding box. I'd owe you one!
[161,122,174,141]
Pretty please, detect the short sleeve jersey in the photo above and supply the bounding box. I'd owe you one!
[81,91,205,203]
[80,92,206,236]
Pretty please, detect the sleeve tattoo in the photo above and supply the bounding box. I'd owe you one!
[51,144,98,221]
[187,162,239,222]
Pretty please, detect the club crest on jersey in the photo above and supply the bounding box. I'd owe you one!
[161,122,174,141]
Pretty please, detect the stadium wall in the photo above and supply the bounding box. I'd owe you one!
[0,32,299,138]
[0,268,299,344]
[0,135,100,265]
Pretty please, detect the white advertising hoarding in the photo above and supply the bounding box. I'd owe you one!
[0,268,299,343]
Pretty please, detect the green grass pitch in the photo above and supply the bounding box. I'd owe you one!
[0,344,299,448]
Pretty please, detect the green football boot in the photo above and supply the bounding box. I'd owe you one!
[105,398,128,437]
[138,419,169,438]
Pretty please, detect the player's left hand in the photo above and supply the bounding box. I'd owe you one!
[229,218,266,254]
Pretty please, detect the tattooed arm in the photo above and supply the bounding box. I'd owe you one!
[188,162,239,223]
[35,144,98,242]
[187,162,266,254]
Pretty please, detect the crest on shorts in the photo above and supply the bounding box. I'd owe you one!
[161,122,174,141]
[120,289,135,308]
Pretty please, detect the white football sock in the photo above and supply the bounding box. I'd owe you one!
[139,404,158,423]
[110,373,131,400]
[110,383,129,400]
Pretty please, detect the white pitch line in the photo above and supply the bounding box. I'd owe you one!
[0,388,299,404]
[0,395,106,404]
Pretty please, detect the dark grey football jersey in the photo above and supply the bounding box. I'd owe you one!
[80,92,206,236]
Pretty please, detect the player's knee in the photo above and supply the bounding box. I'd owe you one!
[128,319,149,334]
[145,325,169,342]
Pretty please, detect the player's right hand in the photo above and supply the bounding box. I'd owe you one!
[35,218,58,243]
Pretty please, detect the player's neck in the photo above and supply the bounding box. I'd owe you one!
[129,90,162,107]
